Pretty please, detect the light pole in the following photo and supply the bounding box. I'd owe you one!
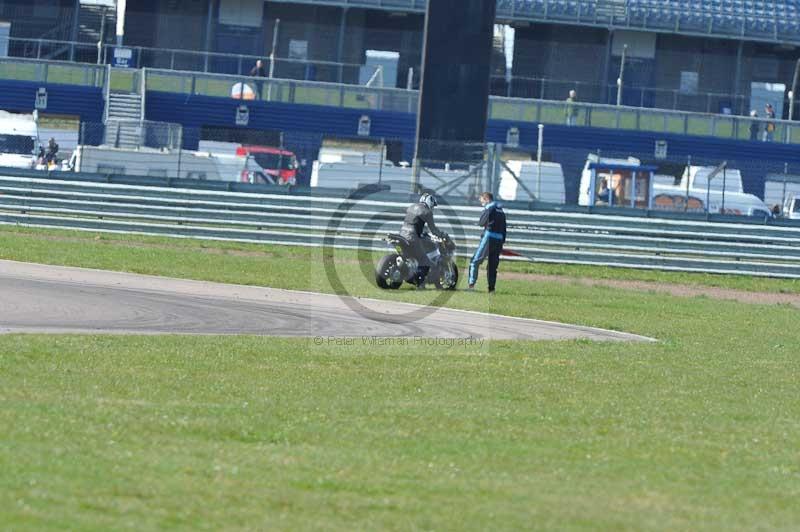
[616,44,627,107]
[115,0,126,46]
[266,18,280,101]
[790,58,800,122]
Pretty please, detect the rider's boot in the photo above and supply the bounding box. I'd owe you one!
[416,266,430,290]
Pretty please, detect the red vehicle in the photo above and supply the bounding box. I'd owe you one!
[236,145,298,186]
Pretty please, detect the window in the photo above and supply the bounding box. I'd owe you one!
[187,171,207,180]
[0,134,34,155]
[253,153,298,170]
[147,169,168,177]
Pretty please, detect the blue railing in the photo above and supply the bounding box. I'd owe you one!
[2,57,799,145]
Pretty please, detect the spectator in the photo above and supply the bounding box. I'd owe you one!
[249,59,266,78]
[763,103,776,141]
[468,192,507,294]
[772,204,782,217]
[565,89,579,126]
[249,59,266,98]
[596,177,612,204]
[45,137,59,164]
[749,110,760,141]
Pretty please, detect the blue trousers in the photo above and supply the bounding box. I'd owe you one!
[469,235,503,290]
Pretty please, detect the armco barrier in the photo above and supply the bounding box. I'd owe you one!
[1,175,800,279]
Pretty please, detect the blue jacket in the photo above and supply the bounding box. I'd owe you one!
[479,201,507,243]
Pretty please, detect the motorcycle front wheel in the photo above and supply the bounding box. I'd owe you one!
[375,253,404,289]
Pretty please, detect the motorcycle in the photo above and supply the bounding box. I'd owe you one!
[375,232,459,290]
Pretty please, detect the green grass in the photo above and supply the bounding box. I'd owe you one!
[2,328,799,531]
[0,225,798,296]
[1,225,800,529]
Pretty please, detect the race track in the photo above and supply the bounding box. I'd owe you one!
[0,260,651,342]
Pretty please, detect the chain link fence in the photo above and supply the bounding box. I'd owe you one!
[16,119,800,219]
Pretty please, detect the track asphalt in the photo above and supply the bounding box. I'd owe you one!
[0,260,652,342]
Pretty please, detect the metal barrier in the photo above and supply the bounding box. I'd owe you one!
[1,174,800,279]
[3,56,800,144]
[143,66,800,144]
[0,36,756,116]
[0,55,785,143]
[0,57,105,88]
[144,67,420,114]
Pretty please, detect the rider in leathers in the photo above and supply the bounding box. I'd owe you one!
[400,193,447,287]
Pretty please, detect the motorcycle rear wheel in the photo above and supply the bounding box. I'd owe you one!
[375,253,404,289]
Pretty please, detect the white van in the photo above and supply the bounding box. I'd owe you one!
[67,145,269,182]
[681,165,744,193]
[764,174,800,212]
[784,194,800,220]
[498,160,565,204]
[652,164,769,217]
[0,110,40,169]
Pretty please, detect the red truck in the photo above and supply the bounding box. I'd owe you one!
[236,145,298,186]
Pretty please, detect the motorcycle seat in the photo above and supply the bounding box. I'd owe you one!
[386,233,412,247]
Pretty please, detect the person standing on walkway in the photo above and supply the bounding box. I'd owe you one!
[749,110,760,140]
[468,192,507,293]
[763,103,776,141]
[565,89,579,126]
[250,59,266,98]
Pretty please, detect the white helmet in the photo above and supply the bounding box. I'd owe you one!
[419,193,438,210]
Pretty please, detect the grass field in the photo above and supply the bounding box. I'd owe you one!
[1,225,799,530]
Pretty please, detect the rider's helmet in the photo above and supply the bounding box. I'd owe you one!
[419,192,438,210]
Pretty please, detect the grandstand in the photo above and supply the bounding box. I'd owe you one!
[3,0,800,205]
[1,0,800,113]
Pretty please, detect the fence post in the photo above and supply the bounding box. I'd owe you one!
[378,138,385,184]
[537,123,544,200]
[721,166,727,213]
[783,162,789,208]
[685,155,692,211]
